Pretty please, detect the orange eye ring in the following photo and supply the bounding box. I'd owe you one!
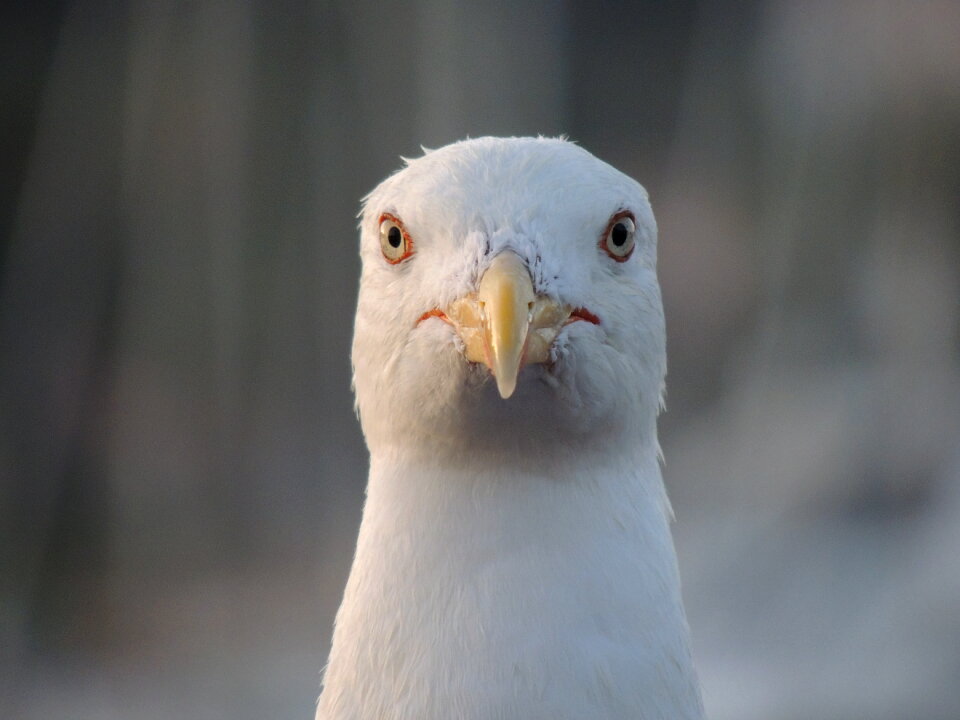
[600,210,636,262]
[378,212,414,264]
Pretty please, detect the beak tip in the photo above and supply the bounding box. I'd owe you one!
[495,375,517,399]
[492,357,521,399]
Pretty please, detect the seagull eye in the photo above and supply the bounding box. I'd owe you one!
[379,213,413,264]
[601,211,636,261]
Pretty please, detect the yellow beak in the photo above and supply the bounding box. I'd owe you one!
[442,251,578,399]
[476,252,535,398]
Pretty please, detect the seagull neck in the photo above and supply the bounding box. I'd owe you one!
[370,407,661,471]
[369,431,658,486]
[320,433,700,719]
[363,432,671,543]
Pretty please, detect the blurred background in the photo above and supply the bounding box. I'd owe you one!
[2,1,959,718]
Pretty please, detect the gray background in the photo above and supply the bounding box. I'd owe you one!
[2,1,959,718]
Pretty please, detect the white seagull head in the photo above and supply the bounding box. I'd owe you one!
[351,136,666,456]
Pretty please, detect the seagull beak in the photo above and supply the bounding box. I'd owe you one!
[476,252,534,399]
[436,252,599,399]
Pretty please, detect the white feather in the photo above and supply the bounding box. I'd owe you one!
[318,137,704,719]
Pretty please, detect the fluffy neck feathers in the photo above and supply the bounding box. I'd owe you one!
[318,443,703,720]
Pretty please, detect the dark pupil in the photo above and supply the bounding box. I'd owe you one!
[611,222,628,247]
[388,226,402,249]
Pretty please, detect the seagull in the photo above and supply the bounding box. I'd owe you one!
[317,137,705,720]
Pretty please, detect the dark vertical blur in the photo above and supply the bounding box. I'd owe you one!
[2,1,958,718]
